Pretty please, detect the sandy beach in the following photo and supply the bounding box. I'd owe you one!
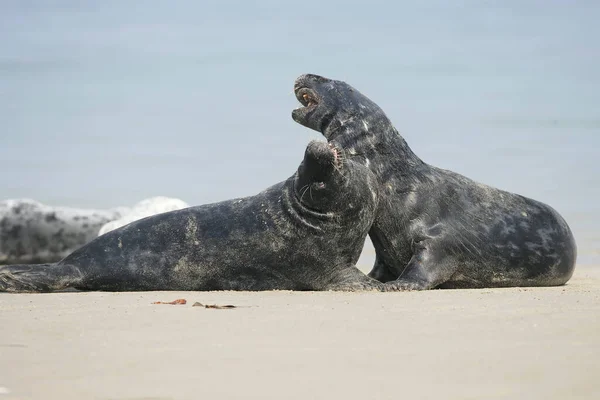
[1,266,599,400]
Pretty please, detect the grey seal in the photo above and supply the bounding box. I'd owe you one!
[292,73,577,290]
[0,141,383,292]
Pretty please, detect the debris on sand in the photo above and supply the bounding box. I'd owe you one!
[152,298,187,305]
[192,302,236,309]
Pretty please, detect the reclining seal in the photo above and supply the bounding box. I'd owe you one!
[0,141,383,292]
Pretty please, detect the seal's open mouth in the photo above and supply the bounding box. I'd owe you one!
[295,88,318,111]
[328,142,343,171]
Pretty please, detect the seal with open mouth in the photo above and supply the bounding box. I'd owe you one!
[0,141,383,292]
[292,73,577,290]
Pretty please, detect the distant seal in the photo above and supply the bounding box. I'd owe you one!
[292,74,577,290]
[0,199,123,265]
[0,141,383,292]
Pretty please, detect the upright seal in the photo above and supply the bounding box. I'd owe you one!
[0,141,383,292]
[292,74,577,290]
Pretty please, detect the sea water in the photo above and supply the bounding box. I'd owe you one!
[1,0,598,267]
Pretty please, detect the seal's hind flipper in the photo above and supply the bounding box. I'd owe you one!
[0,264,79,293]
[324,266,385,292]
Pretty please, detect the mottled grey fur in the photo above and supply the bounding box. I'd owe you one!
[292,74,577,290]
[0,199,122,265]
[0,141,384,293]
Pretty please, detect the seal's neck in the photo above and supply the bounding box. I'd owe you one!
[328,113,425,176]
[280,179,335,232]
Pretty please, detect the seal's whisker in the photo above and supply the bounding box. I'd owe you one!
[332,162,343,176]
[299,185,310,203]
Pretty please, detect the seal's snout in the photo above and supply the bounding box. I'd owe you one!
[306,140,334,161]
[305,141,343,173]
[292,74,338,135]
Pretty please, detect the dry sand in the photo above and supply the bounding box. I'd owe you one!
[1,267,599,400]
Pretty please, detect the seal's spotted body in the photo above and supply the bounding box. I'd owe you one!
[0,141,383,293]
[292,74,577,290]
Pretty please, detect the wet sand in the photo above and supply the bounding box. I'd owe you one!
[1,267,599,400]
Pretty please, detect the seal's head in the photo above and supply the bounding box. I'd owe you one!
[292,74,387,140]
[294,140,378,215]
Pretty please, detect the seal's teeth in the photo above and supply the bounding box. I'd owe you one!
[327,144,341,168]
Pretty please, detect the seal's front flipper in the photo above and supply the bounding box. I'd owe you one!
[384,239,456,291]
[324,266,384,292]
[0,264,81,293]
